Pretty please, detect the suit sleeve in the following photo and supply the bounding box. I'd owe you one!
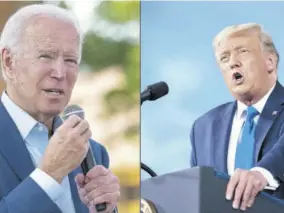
[190,121,197,167]
[256,132,284,183]
[0,176,60,213]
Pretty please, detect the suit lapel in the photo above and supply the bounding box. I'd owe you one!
[254,81,284,163]
[68,167,89,213]
[213,101,236,173]
[0,101,35,180]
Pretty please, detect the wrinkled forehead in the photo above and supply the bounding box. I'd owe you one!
[214,32,261,56]
[20,15,80,54]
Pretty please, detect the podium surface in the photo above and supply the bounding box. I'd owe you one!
[141,166,284,213]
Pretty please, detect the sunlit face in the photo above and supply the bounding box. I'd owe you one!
[215,33,275,101]
[3,16,80,119]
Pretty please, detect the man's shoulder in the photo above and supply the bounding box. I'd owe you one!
[194,101,235,125]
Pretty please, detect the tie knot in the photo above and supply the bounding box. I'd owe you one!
[246,106,259,119]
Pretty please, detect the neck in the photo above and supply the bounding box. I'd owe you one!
[6,86,54,131]
[238,81,276,106]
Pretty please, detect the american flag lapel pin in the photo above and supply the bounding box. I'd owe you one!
[272,111,278,116]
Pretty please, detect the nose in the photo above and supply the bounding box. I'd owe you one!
[229,53,241,69]
[50,58,66,80]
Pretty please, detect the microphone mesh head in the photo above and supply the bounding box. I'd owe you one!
[148,81,169,100]
[62,104,85,120]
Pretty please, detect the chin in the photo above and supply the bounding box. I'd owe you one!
[232,89,255,103]
[41,103,66,116]
[233,89,249,96]
[232,83,250,93]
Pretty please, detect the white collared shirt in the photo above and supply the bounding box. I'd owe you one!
[1,91,76,213]
[227,84,279,189]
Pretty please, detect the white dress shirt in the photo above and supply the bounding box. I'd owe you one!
[1,91,76,213]
[227,84,279,190]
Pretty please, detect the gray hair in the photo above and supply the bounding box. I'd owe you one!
[213,23,280,67]
[0,3,84,81]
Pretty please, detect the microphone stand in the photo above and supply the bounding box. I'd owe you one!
[141,93,158,177]
[141,90,150,105]
[141,162,157,177]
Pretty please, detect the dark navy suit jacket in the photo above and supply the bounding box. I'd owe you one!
[190,81,284,199]
[0,100,110,213]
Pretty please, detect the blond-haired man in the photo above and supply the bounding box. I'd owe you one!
[190,23,284,211]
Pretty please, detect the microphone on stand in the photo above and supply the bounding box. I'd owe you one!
[62,105,107,212]
[141,81,169,178]
[141,81,169,105]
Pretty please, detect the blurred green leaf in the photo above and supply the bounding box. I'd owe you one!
[124,124,139,140]
[58,1,69,9]
[97,1,140,24]
[81,32,131,71]
[103,89,136,114]
[124,45,139,95]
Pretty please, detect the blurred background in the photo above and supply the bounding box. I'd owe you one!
[0,1,140,212]
[141,1,284,180]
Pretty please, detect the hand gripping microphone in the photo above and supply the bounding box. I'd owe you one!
[63,104,107,212]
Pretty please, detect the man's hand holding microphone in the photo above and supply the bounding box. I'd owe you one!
[39,112,120,213]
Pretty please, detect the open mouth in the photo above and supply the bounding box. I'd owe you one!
[232,72,244,85]
[43,89,64,96]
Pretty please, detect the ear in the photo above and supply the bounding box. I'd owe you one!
[1,48,15,80]
[265,52,277,74]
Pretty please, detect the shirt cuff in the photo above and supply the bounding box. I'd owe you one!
[251,167,279,190]
[30,168,64,201]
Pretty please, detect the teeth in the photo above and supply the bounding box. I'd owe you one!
[49,91,59,95]
[45,90,61,94]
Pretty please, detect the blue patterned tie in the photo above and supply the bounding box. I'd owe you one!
[235,106,259,170]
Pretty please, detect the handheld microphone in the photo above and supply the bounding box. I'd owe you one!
[62,104,107,212]
[141,81,169,105]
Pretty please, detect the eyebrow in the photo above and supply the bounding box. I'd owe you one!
[36,49,78,57]
[64,53,78,58]
[219,45,246,56]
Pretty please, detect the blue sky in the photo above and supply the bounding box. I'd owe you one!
[141,1,284,180]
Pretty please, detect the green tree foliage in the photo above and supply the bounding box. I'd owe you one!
[98,1,140,23]
[59,0,140,139]
[82,1,139,117]
[81,33,131,71]
[95,1,140,139]
[58,1,69,9]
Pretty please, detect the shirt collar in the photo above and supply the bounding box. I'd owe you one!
[1,91,38,139]
[236,83,276,119]
[1,91,62,139]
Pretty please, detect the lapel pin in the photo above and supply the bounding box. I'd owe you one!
[272,111,278,116]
